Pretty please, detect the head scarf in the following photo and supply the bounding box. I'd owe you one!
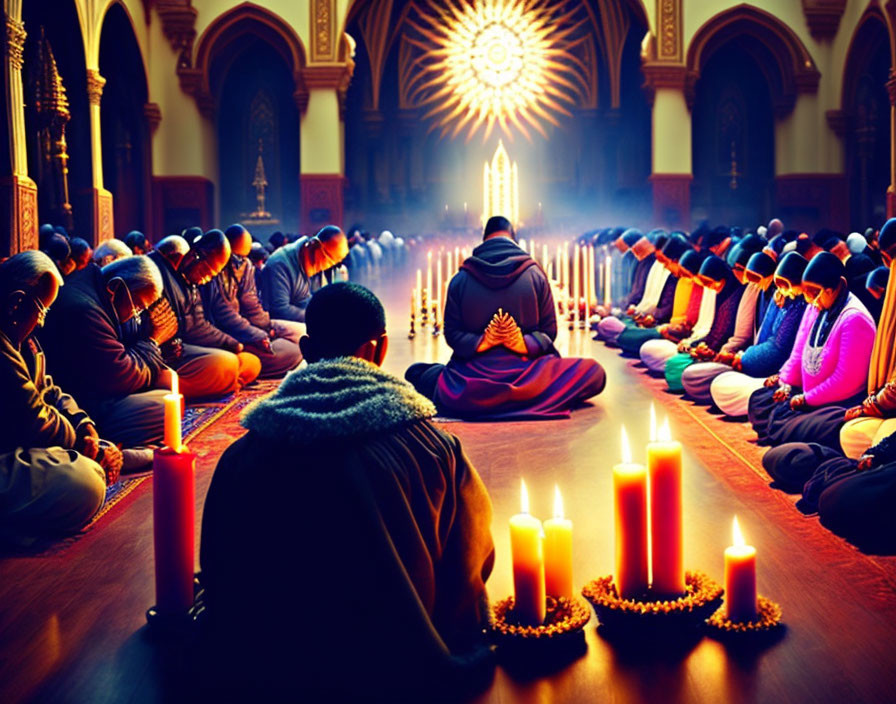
[747,251,776,279]
[662,235,690,262]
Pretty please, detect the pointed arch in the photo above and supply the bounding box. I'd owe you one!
[189,3,308,116]
[686,5,820,117]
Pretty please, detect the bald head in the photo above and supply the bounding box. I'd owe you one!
[179,229,231,285]
[224,224,253,257]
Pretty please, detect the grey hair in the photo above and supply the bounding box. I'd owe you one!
[102,254,163,298]
[0,250,63,299]
[93,238,132,265]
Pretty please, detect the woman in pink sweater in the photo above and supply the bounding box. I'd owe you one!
[748,252,876,445]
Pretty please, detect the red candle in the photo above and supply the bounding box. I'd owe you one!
[152,447,196,614]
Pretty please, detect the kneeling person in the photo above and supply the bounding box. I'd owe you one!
[406,216,605,419]
[200,282,495,699]
[0,252,118,543]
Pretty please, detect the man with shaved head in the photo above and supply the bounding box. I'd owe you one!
[201,224,302,377]
[149,230,261,398]
[259,225,349,323]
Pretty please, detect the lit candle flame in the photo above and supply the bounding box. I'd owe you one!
[553,484,564,520]
[171,370,179,397]
[649,403,657,442]
[658,417,672,443]
[521,478,530,514]
[732,516,747,548]
[621,425,632,464]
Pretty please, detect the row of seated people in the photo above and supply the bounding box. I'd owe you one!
[589,220,896,554]
[0,222,360,544]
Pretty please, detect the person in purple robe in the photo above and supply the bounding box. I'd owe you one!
[406,216,606,420]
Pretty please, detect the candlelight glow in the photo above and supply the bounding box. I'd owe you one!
[405,0,588,140]
[553,484,564,520]
[621,425,632,464]
[649,403,657,442]
[483,141,519,225]
[658,417,672,443]
[171,370,178,397]
[520,478,530,514]
[733,516,746,548]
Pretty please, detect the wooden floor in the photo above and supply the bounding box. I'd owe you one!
[3,259,896,703]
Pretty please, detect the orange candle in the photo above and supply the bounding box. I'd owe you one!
[648,415,685,596]
[725,516,757,622]
[163,370,182,453]
[544,485,573,600]
[614,426,649,599]
[510,479,546,625]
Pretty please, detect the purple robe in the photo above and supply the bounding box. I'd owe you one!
[408,237,605,420]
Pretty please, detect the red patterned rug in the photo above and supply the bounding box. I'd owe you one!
[1,379,280,558]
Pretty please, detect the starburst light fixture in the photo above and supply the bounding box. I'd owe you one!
[405,0,589,141]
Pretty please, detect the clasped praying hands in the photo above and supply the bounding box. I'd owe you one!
[477,308,528,355]
[147,297,178,346]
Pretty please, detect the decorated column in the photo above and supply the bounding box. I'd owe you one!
[85,68,114,244]
[0,8,37,255]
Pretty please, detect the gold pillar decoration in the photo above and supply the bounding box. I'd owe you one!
[86,68,105,106]
[2,13,38,254]
[310,0,337,62]
[32,28,73,230]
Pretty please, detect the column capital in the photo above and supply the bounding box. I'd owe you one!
[5,15,26,71]
[303,63,350,89]
[86,69,105,106]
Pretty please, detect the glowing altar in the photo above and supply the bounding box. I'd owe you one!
[483,140,519,225]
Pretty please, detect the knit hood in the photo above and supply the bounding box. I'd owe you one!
[241,356,436,444]
[460,237,538,289]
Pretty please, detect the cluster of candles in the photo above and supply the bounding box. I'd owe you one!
[410,248,469,334]
[509,406,759,625]
[154,371,197,616]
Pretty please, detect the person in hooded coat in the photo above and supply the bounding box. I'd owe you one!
[709,252,808,417]
[405,217,606,420]
[748,252,876,444]
[199,282,495,700]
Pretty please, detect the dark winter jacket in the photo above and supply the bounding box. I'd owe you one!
[201,256,270,345]
[200,357,495,699]
[148,250,238,352]
[0,332,92,453]
[41,264,164,410]
[257,238,324,322]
